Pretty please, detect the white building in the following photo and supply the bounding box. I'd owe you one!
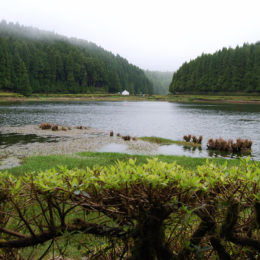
[122,90,130,96]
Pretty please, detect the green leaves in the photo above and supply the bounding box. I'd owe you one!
[0,158,259,258]
[1,158,259,196]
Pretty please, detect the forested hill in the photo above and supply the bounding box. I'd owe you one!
[0,21,153,96]
[169,43,260,94]
[145,70,173,95]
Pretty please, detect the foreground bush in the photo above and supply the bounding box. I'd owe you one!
[0,158,259,259]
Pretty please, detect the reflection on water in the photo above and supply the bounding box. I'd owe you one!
[158,144,251,159]
[183,145,202,152]
[158,144,205,158]
[207,149,252,159]
[0,101,259,160]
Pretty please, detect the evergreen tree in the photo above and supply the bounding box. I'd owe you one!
[169,43,260,94]
[0,21,153,95]
[0,38,11,90]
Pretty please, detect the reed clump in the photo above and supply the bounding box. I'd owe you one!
[76,125,89,130]
[39,123,73,131]
[76,125,88,130]
[51,125,58,131]
[183,135,203,144]
[183,134,191,142]
[207,137,252,153]
[122,135,131,141]
[39,123,52,130]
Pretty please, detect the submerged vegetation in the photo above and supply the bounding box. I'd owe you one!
[0,158,259,259]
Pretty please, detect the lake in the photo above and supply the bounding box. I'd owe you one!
[0,101,260,160]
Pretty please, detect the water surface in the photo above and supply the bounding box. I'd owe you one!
[0,101,259,160]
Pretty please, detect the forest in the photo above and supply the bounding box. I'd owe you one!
[169,42,260,94]
[0,21,153,96]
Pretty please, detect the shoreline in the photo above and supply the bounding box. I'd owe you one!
[1,94,260,104]
[0,125,159,169]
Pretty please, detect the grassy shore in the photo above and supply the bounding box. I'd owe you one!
[2,151,243,176]
[139,136,201,147]
[1,92,260,104]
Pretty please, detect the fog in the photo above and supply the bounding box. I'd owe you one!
[0,0,260,71]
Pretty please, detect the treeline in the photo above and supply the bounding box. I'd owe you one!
[169,42,260,93]
[145,70,172,94]
[0,21,153,96]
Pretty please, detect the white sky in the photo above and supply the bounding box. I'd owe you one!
[0,0,260,71]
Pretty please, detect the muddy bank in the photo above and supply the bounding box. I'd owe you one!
[0,125,159,169]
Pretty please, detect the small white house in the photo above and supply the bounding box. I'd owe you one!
[122,90,130,96]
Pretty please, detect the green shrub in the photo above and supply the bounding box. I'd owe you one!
[0,158,259,259]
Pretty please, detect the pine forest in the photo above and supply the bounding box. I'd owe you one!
[0,21,153,96]
[169,42,260,94]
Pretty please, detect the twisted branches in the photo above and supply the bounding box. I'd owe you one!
[0,219,127,248]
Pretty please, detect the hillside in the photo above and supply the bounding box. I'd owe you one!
[0,21,153,96]
[169,42,260,94]
[145,70,173,95]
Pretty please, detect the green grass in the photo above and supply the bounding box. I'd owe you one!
[2,152,242,176]
[139,136,201,147]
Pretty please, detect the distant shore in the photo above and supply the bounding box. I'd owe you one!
[1,93,260,104]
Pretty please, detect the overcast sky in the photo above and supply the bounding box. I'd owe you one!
[0,0,260,71]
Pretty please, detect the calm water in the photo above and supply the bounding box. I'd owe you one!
[0,101,259,160]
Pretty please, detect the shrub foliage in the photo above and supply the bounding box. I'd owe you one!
[0,158,259,259]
